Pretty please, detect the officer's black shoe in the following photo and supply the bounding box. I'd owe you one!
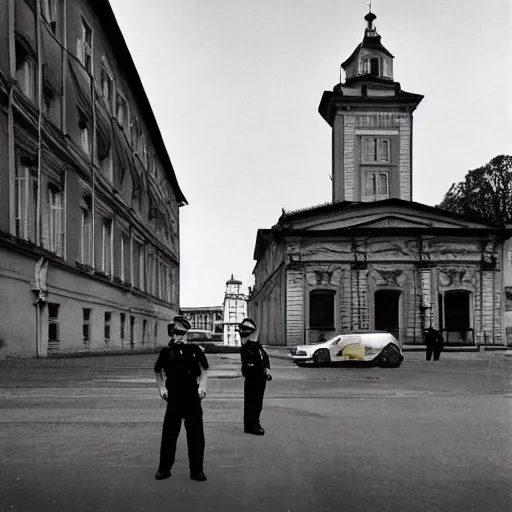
[245,426,265,435]
[155,469,171,480]
[190,471,207,482]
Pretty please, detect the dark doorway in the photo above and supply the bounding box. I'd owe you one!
[441,291,471,344]
[370,57,379,76]
[375,290,400,339]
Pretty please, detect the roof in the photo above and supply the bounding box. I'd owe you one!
[278,198,502,227]
[92,2,187,205]
[318,88,424,126]
[253,198,509,261]
[341,39,394,69]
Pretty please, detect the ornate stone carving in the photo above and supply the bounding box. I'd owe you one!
[305,268,342,287]
[368,240,410,257]
[374,268,402,286]
[423,240,480,260]
[352,238,367,263]
[437,267,476,289]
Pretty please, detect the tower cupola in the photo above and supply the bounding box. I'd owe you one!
[341,11,395,84]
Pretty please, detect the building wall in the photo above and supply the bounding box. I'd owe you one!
[0,0,185,357]
[254,234,506,347]
[502,238,512,345]
[249,265,285,346]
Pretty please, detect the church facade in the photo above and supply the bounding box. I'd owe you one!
[248,12,511,347]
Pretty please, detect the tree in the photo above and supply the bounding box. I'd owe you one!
[437,155,512,227]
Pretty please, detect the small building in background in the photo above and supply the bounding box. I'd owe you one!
[181,275,248,345]
[180,306,223,333]
[223,275,248,346]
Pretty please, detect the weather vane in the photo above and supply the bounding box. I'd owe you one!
[369,0,372,12]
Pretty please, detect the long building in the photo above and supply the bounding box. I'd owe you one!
[0,0,187,357]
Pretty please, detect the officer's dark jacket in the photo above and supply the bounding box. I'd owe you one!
[425,329,444,348]
[154,343,209,405]
[240,341,270,378]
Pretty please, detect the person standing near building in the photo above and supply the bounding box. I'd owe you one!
[154,316,209,481]
[425,326,444,361]
[239,318,272,435]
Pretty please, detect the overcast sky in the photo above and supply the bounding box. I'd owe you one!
[109,0,512,307]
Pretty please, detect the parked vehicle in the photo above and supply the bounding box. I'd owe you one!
[290,331,403,368]
[184,329,223,352]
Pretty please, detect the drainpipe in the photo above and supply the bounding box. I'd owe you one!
[36,0,42,245]
[90,75,96,270]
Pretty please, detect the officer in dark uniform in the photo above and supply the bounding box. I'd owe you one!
[154,316,209,481]
[425,326,444,361]
[239,318,272,435]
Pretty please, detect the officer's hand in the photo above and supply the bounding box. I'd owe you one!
[265,373,272,382]
[159,389,168,401]
[198,388,206,400]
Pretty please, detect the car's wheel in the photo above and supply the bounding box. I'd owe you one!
[313,349,331,366]
[378,344,402,368]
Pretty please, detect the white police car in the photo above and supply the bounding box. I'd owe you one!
[290,331,403,368]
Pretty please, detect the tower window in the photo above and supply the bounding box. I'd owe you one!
[361,137,391,163]
[365,171,389,201]
[370,57,379,76]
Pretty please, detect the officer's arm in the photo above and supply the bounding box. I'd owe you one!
[197,348,209,399]
[197,364,208,399]
[154,351,167,399]
[155,370,167,399]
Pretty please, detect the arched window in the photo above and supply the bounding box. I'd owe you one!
[382,58,389,77]
[309,290,335,330]
[370,57,379,76]
[360,57,369,74]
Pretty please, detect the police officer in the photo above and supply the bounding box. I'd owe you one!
[239,318,272,435]
[154,316,209,481]
[425,326,444,361]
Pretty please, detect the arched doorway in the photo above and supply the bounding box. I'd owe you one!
[374,290,401,340]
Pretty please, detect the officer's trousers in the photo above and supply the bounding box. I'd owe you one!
[158,401,204,473]
[244,376,266,428]
[426,347,442,361]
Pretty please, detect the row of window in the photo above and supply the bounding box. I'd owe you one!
[77,15,156,174]
[309,289,473,332]
[47,304,161,350]
[14,1,166,189]
[79,204,175,302]
[15,156,175,303]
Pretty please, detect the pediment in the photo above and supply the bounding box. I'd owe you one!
[281,201,497,232]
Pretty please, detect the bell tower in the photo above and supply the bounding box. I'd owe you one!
[318,10,423,203]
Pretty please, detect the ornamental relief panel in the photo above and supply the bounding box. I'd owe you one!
[305,267,343,287]
[421,240,482,261]
[299,241,352,260]
[369,266,411,288]
[437,267,477,290]
[367,239,420,259]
